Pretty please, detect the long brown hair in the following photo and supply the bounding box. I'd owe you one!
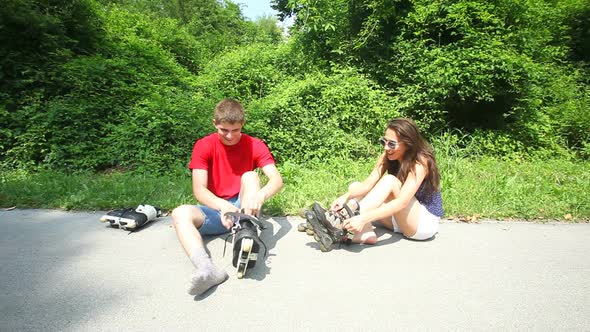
[379,118,440,195]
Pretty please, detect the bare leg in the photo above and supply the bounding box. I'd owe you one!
[171,205,228,296]
[366,175,423,238]
[171,205,205,256]
[351,174,430,243]
[347,175,399,244]
[358,174,397,212]
[351,222,378,244]
[390,197,423,238]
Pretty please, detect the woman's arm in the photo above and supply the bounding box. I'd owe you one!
[343,161,427,232]
[331,154,387,210]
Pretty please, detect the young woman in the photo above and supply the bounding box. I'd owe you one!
[306,118,443,250]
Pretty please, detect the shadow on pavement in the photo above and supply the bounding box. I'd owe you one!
[246,216,293,281]
[201,216,293,282]
[302,224,406,253]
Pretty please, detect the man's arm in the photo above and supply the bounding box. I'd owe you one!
[258,163,284,201]
[191,168,239,228]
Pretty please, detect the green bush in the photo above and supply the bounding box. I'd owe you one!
[195,42,309,105]
[279,0,590,159]
[245,67,399,164]
[1,4,201,171]
[102,4,207,74]
[103,89,212,174]
[540,68,590,157]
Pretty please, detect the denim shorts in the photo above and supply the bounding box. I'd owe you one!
[196,195,240,235]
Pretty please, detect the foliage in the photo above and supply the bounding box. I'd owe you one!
[275,0,590,158]
[246,67,399,164]
[102,88,212,174]
[195,41,308,105]
[2,0,590,176]
[101,4,207,73]
[3,2,201,171]
[2,155,589,220]
[0,0,104,158]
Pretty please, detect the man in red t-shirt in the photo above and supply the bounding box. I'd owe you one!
[171,98,283,296]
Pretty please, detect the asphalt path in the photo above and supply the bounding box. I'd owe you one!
[1,209,589,331]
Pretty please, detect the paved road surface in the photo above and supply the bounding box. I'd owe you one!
[0,209,589,331]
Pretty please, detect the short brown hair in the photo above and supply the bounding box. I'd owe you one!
[213,98,245,124]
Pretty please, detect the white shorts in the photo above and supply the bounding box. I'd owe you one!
[391,204,440,240]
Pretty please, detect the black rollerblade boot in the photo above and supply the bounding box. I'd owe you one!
[100,205,162,231]
[224,212,267,279]
[304,201,359,252]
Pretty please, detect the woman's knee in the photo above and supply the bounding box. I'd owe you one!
[381,174,401,187]
[348,181,362,192]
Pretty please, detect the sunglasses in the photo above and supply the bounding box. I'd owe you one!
[378,137,398,149]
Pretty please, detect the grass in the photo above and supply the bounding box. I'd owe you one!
[1,156,588,221]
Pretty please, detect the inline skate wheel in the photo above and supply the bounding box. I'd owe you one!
[236,238,253,279]
[242,238,253,252]
[319,242,331,252]
[237,264,246,279]
[297,222,307,232]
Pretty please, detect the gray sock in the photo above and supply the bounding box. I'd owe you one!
[187,247,228,296]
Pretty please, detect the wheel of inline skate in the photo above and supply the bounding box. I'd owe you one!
[306,227,314,236]
[319,242,331,252]
[313,233,320,242]
[242,238,253,252]
[297,222,307,232]
[237,263,246,279]
[236,238,253,279]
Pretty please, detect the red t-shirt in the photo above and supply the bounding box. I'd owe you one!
[188,133,276,199]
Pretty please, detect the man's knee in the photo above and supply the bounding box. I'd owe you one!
[171,205,202,228]
[241,171,260,185]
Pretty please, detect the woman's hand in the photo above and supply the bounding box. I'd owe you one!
[331,194,349,211]
[342,215,366,233]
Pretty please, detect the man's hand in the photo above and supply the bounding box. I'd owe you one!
[220,205,240,229]
[241,190,265,217]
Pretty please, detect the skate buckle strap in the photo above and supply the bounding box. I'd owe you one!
[222,212,268,259]
[343,231,354,245]
[224,212,266,230]
[335,203,358,246]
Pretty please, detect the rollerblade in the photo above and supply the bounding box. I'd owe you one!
[99,205,163,231]
[304,201,358,252]
[224,212,267,279]
[297,220,315,236]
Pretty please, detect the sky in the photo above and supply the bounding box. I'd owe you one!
[235,0,295,31]
[236,0,278,21]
